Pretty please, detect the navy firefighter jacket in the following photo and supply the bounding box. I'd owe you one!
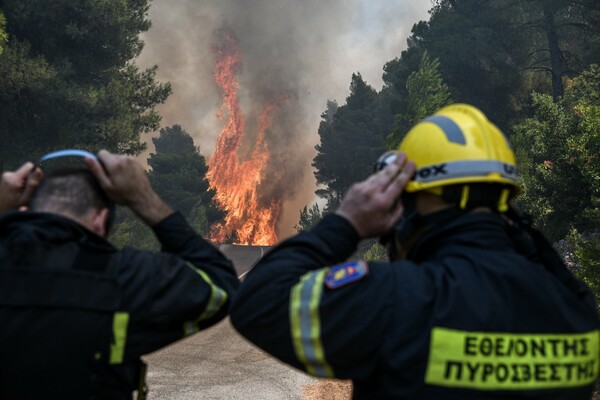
[0,211,239,400]
[231,212,600,399]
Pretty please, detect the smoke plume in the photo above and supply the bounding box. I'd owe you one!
[137,0,429,240]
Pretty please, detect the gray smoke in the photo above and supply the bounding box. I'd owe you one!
[137,0,429,239]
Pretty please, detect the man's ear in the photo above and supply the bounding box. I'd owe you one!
[90,207,111,237]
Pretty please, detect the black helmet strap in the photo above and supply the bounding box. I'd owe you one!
[389,183,513,250]
[384,192,467,260]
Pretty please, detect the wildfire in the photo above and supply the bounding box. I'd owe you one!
[207,30,286,245]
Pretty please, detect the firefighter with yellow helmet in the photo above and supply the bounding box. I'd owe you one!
[231,104,600,399]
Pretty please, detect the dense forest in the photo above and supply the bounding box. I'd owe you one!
[0,2,598,301]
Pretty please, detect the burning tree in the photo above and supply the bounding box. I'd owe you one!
[207,29,289,246]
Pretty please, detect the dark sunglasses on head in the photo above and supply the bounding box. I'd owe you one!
[37,149,116,231]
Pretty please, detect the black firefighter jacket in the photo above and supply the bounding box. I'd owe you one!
[0,211,239,399]
[231,212,600,399]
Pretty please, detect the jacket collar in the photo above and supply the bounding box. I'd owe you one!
[0,211,115,252]
[407,212,515,262]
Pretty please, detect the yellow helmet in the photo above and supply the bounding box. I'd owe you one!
[398,104,519,211]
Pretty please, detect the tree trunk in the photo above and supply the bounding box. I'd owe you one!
[543,2,564,101]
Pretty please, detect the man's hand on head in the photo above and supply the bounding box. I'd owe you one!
[0,163,43,213]
[335,152,415,239]
[85,150,173,226]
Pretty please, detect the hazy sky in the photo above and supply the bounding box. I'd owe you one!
[137,0,431,238]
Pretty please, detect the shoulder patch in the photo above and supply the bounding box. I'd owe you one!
[324,260,368,289]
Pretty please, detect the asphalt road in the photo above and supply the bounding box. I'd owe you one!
[145,245,318,399]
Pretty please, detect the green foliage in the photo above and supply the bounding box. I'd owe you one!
[384,0,600,129]
[111,125,225,248]
[513,65,600,241]
[188,202,209,236]
[312,74,388,210]
[148,124,225,235]
[568,230,600,308]
[0,11,7,55]
[515,0,600,100]
[110,207,158,251]
[386,52,452,149]
[3,0,150,76]
[350,239,389,262]
[363,242,388,262]
[384,0,528,131]
[406,52,452,124]
[0,41,57,171]
[0,0,170,171]
[294,203,323,232]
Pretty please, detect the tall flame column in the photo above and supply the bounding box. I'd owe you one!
[207,30,283,246]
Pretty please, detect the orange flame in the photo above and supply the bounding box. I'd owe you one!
[207,30,285,245]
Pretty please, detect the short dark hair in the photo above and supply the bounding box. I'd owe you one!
[30,168,110,217]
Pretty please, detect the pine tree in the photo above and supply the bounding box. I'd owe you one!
[294,203,322,232]
[0,0,171,171]
[148,125,225,234]
[313,74,388,211]
[386,52,452,149]
[512,65,600,241]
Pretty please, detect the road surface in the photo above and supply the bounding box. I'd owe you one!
[145,245,348,399]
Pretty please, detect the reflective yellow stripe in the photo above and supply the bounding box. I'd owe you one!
[459,185,470,209]
[109,312,130,364]
[183,321,199,336]
[290,268,334,378]
[497,188,511,212]
[183,263,229,335]
[195,269,228,320]
[426,327,600,390]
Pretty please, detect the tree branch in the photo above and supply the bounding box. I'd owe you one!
[514,19,545,32]
[521,66,553,73]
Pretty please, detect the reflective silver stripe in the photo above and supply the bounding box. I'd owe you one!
[290,269,334,378]
[414,160,517,184]
[422,115,466,145]
[183,321,199,336]
[195,269,228,321]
